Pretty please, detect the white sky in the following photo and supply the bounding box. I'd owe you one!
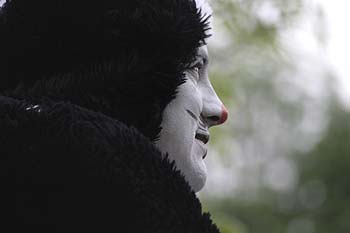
[318,0,350,107]
[263,0,350,108]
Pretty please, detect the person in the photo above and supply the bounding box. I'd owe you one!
[0,0,227,232]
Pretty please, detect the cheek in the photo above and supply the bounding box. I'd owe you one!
[180,80,203,115]
[156,81,202,155]
[158,82,200,143]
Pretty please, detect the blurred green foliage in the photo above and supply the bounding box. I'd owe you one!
[203,0,350,233]
[205,104,350,233]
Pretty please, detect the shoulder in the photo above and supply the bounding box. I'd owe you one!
[0,94,163,183]
[1,95,219,233]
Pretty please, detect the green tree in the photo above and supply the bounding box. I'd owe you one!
[201,1,349,233]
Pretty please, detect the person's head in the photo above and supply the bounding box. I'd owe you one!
[155,0,228,192]
[0,0,226,192]
[156,44,228,192]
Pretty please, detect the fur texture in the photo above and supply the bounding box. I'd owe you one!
[0,0,210,140]
[0,0,219,232]
[1,96,219,232]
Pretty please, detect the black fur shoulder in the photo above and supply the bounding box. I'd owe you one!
[0,96,219,233]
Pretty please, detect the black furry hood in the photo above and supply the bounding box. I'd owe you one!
[0,1,221,232]
[0,0,210,140]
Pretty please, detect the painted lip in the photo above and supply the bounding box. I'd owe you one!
[186,108,210,157]
[196,120,210,159]
[195,134,208,159]
[196,115,210,145]
[195,131,210,144]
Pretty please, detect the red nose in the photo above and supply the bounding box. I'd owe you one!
[218,105,228,124]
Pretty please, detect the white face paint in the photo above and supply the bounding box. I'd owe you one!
[156,46,228,192]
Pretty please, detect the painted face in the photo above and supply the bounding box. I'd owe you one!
[156,46,228,192]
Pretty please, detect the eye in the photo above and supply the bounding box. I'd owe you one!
[189,59,204,79]
[187,57,206,83]
[191,59,204,72]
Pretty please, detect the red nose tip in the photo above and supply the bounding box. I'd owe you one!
[219,105,228,124]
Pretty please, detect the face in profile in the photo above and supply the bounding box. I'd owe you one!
[156,45,228,192]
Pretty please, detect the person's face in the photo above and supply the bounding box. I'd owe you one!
[156,45,228,192]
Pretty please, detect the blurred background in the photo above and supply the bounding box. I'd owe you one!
[200,0,350,233]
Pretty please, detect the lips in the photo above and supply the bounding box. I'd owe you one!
[195,131,209,159]
[195,132,210,144]
[195,116,209,159]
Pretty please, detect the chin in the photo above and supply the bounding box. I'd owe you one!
[185,160,207,192]
[186,140,208,192]
[175,156,207,192]
[156,136,208,192]
[174,139,208,192]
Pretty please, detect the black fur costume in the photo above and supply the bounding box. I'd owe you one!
[0,0,220,232]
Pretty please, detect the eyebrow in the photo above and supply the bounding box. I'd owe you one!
[186,109,198,121]
[197,47,209,61]
[197,54,208,63]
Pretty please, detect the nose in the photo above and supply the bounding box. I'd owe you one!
[218,105,228,124]
[203,103,229,127]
